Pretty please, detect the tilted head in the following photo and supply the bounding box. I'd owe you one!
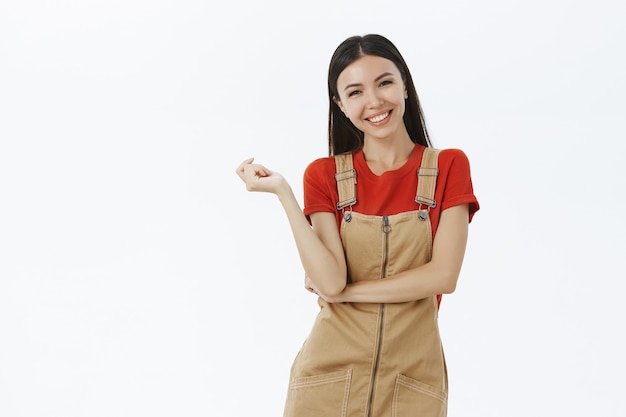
[327,34,431,155]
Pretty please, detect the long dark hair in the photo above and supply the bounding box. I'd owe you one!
[327,34,432,156]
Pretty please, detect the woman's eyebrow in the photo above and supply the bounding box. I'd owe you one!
[343,72,395,91]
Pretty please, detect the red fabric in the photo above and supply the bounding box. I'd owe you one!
[303,145,480,308]
[303,145,480,237]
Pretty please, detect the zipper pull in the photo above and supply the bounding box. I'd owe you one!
[382,216,391,234]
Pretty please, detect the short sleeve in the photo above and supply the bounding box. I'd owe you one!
[438,149,480,222]
[303,157,338,218]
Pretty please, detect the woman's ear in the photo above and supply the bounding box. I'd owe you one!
[333,96,346,114]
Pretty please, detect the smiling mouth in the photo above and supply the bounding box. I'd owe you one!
[367,111,391,123]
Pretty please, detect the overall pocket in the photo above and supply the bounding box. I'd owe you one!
[284,369,352,417]
[392,374,447,417]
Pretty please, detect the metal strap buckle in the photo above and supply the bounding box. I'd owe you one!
[415,196,437,208]
[334,168,357,182]
[341,204,354,222]
[416,202,434,221]
[417,167,439,177]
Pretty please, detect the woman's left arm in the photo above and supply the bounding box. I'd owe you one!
[323,204,469,303]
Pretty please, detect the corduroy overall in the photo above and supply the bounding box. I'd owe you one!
[284,148,447,417]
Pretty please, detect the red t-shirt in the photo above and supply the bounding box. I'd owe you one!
[303,145,480,238]
[303,145,479,307]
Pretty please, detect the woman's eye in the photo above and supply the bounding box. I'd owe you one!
[348,90,361,97]
[379,80,392,87]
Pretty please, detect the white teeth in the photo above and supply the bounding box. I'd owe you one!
[369,112,389,123]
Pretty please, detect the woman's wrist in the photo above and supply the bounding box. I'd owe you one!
[275,181,294,202]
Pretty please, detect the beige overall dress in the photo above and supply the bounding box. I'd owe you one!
[284,148,447,417]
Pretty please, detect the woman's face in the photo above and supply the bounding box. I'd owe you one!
[334,54,408,141]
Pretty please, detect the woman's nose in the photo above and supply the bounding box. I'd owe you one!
[366,90,384,108]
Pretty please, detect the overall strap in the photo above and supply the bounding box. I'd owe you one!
[415,148,441,209]
[334,153,357,215]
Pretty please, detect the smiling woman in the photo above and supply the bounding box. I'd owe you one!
[333,56,410,157]
[236,34,479,417]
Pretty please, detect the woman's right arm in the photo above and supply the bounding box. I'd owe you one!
[237,158,347,297]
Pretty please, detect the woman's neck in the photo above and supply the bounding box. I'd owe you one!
[362,136,415,175]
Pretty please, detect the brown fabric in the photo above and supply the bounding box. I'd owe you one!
[334,152,357,210]
[284,149,447,417]
[415,148,441,208]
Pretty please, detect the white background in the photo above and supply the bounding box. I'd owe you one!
[1,1,625,416]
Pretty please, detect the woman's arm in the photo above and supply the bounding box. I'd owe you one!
[236,158,347,297]
[322,204,470,303]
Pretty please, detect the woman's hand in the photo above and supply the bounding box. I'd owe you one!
[236,157,288,195]
[306,272,349,303]
[236,158,348,300]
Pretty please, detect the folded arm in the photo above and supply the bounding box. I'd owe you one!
[321,204,470,304]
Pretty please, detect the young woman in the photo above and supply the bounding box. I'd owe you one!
[237,34,479,417]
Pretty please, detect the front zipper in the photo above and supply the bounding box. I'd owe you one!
[366,216,392,417]
[381,216,391,278]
